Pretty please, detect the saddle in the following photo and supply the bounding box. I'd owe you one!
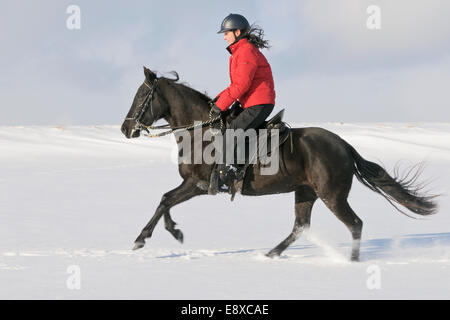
[257,109,291,156]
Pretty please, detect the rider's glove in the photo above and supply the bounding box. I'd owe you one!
[210,103,222,118]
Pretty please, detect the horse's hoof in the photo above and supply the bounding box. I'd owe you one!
[132,241,145,251]
[265,251,280,259]
[174,229,184,244]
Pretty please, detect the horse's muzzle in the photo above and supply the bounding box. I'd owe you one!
[121,121,141,139]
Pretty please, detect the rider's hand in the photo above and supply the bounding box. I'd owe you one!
[208,96,219,106]
[231,100,242,109]
[210,103,222,118]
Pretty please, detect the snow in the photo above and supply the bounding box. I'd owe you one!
[0,123,449,299]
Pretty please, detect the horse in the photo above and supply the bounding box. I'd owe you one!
[121,67,438,261]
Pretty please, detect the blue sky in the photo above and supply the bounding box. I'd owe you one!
[1,0,449,125]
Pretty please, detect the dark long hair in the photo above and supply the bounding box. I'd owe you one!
[244,24,270,49]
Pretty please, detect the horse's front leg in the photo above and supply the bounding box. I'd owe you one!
[133,178,205,250]
[164,212,184,243]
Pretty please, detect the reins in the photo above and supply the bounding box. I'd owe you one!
[143,113,223,138]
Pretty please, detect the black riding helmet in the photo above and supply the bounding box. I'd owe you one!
[217,13,250,34]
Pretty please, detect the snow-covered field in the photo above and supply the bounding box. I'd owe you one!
[0,123,449,299]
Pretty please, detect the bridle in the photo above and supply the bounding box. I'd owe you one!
[125,77,223,138]
[125,79,159,135]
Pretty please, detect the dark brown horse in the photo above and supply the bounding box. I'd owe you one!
[121,67,438,261]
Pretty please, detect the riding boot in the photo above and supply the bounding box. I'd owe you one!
[208,163,235,195]
[218,163,236,183]
[220,163,239,200]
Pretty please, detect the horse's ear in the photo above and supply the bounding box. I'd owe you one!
[143,66,157,83]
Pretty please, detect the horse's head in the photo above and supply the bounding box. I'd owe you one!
[121,67,169,138]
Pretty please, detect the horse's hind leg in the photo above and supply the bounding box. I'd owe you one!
[266,187,317,258]
[326,198,363,261]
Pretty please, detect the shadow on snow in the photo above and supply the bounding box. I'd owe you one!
[154,233,450,262]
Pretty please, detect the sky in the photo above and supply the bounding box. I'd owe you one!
[1,0,449,125]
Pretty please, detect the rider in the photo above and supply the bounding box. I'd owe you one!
[209,13,276,194]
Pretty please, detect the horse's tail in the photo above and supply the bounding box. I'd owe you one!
[344,142,438,217]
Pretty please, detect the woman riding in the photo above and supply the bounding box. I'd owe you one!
[209,13,276,194]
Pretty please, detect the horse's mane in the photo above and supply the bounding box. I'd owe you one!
[160,71,212,104]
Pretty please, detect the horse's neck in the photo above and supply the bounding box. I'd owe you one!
[164,85,210,128]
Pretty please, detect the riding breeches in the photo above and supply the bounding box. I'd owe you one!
[222,104,274,165]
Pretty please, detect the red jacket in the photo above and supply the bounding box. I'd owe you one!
[216,38,276,111]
